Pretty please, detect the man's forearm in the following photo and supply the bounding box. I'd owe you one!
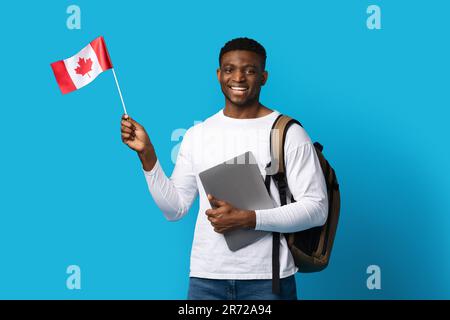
[254,199,328,233]
[138,145,157,171]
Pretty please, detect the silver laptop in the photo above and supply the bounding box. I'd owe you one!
[199,151,275,251]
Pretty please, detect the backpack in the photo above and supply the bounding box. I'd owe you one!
[264,114,340,294]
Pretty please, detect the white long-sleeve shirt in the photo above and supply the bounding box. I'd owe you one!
[143,109,328,280]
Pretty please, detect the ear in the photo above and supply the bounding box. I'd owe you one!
[261,70,268,86]
[216,68,221,82]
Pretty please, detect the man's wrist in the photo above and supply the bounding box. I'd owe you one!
[138,145,157,171]
[241,210,256,229]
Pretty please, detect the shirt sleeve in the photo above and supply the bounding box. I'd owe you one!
[254,126,328,233]
[143,127,198,221]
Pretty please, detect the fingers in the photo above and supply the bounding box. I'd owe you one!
[207,215,217,224]
[121,115,136,144]
[121,119,135,130]
[205,209,218,219]
[121,126,134,134]
[121,135,134,145]
[205,208,230,234]
[121,131,135,140]
[121,114,138,131]
[205,195,236,234]
[205,207,222,220]
[205,195,229,222]
[207,214,220,228]
[121,123,135,142]
[207,194,227,208]
[122,114,141,129]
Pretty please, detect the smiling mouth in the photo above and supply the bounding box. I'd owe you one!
[229,86,249,92]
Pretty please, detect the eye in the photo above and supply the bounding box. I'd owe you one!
[245,68,256,75]
[223,67,233,74]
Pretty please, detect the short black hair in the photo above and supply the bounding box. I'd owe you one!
[219,37,267,69]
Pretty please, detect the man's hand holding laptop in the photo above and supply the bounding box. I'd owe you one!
[205,194,256,234]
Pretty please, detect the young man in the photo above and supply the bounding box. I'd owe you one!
[120,38,328,300]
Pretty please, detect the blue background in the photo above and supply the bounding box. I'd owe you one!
[0,0,449,299]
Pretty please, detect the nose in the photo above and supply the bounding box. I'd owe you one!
[232,70,246,82]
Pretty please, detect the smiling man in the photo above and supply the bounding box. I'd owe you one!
[120,38,328,300]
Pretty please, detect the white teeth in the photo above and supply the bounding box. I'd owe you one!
[231,87,248,91]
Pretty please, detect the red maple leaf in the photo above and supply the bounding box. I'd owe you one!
[74,57,93,78]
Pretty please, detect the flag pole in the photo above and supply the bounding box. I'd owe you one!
[111,68,128,115]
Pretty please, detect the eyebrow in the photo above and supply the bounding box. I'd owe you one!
[222,63,258,68]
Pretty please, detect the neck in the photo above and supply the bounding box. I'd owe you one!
[223,101,272,119]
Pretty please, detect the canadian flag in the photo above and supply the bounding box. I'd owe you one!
[51,36,113,94]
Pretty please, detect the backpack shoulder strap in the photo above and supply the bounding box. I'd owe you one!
[266,114,302,295]
[267,114,303,178]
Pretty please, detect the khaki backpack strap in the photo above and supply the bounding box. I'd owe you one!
[268,115,302,176]
[268,114,302,294]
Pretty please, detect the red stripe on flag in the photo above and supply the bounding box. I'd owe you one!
[90,36,113,71]
[50,60,77,94]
